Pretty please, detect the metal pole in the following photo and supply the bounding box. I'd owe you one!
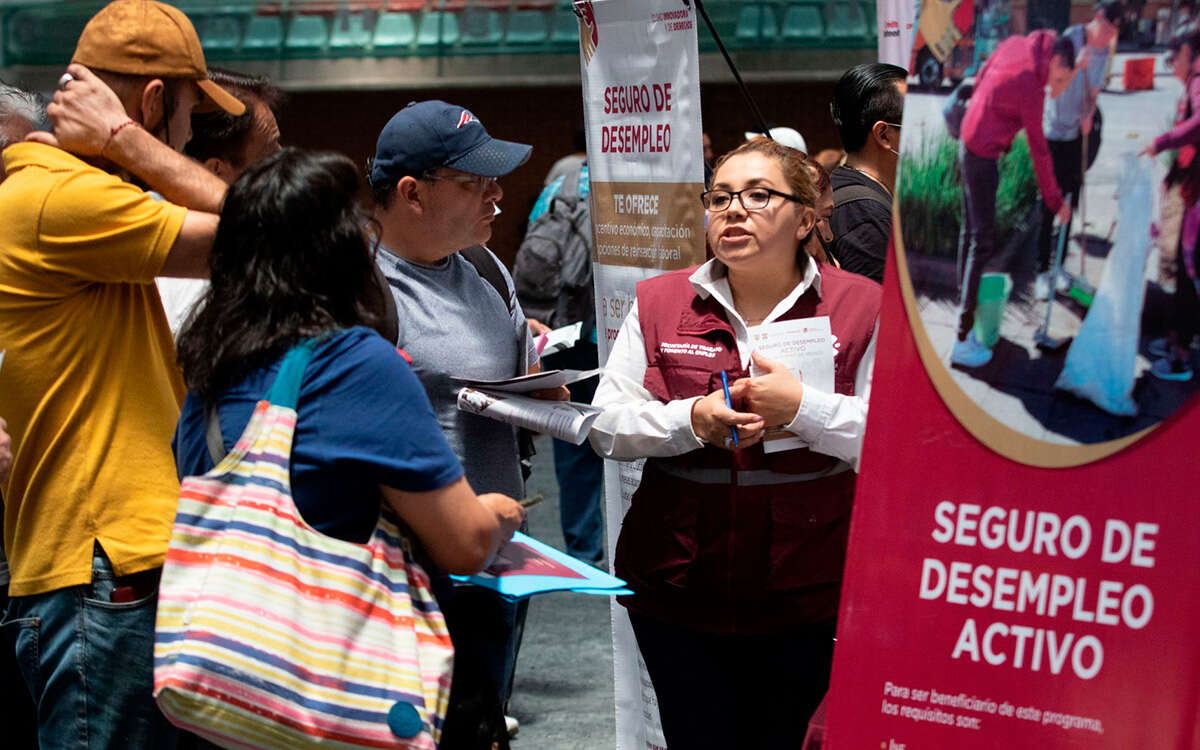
[692,0,773,137]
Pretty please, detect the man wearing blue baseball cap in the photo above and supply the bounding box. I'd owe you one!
[370,100,557,748]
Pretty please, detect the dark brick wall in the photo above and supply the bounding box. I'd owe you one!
[280,80,838,268]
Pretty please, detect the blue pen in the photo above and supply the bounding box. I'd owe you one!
[720,371,738,447]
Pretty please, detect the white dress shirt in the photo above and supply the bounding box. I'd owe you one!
[589,256,876,470]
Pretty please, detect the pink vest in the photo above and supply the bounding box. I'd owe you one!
[614,264,881,633]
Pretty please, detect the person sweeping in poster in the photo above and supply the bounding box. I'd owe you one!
[950,30,1077,368]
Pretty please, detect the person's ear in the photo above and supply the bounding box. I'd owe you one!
[872,120,894,151]
[139,78,166,132]
[203,156,230,180]
[794,205,816,243]
[868,120,897,152]
[396,176,424,211]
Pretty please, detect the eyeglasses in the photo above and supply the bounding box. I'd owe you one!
[884,122,902,130]
[700,187,803,212]
[422,171,498,192]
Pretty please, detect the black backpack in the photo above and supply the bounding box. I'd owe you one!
[513,165,594,332]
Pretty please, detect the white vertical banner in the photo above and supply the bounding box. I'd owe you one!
[877,0,917,69]
[574,1,706,747]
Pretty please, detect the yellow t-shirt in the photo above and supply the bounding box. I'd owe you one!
[0,143,188,596]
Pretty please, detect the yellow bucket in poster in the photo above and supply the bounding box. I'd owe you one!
[972,272,1012,349]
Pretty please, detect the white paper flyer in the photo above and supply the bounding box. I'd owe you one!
[748,316,836,453]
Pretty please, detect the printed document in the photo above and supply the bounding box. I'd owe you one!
[749,316,835,453]
[456,387,603,445]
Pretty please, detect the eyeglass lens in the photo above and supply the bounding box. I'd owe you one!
[704,188,773,211]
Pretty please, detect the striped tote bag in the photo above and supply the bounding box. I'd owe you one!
[154,342,453,749]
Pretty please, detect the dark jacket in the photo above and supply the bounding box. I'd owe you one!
[830,165,892,283]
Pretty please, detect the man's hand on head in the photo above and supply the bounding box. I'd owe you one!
[26,65,131,157]
[29,63,226,214]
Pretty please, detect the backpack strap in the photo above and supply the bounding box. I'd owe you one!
[205,402,225,465]
[460,245,514,316]
[557,162,584,203]
[458,245,536,475]
[833,183,893,213]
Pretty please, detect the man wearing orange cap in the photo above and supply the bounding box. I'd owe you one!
[0,1,242,746]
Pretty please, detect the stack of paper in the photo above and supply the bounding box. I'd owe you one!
[748,317,836,453]
[453,369,603,445]
[450,532,632,600]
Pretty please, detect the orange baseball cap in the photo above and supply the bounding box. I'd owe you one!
[72,0,244,116]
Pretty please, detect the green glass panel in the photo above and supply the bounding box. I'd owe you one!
[374,11,416,49]
[417,11,459,46]
[330,12,372,49]
[243,15,284,50]
[827,1,867,38]
[461,9,503,45]
[782,4,823,39]
[197,13,245,50]
[506,9,548,44]
[285,14,329,50]
[549,8,578,44]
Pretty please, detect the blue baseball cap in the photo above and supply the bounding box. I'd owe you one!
[370,100,532,187]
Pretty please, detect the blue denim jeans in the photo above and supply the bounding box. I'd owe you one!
[0,589,37,749]
[552,438,604,564]
[1,546,177,750]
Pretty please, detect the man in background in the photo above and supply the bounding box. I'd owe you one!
[515,152,604,565]
[1035,1,1123,300]
[829,62,907,283]
[157,68,285,334]
[184,68,282,181]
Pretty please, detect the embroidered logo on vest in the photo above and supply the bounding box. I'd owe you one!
[660,342,722,359]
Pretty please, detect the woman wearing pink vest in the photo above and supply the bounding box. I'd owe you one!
[590,139,881,748]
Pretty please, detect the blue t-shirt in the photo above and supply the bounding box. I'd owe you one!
[173,327,464,543]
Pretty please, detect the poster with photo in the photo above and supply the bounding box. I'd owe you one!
[574,1,707,748]
[826,15,1200,749]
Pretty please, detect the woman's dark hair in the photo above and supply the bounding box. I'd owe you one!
[830,62,907,152]
[177,148,389,398]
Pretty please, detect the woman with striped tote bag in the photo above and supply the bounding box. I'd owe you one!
[156,149,525,749]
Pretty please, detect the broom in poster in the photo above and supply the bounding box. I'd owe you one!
[1036,193,1073,351]
[1067,86,1097,307]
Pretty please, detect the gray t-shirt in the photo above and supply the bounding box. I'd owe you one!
[377,245,538,500]
[1044,25,1109,141]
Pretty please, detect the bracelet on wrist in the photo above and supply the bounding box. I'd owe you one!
[101,119,139,157]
